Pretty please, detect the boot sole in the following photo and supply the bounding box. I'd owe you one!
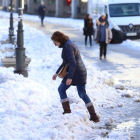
[90,118,100,122]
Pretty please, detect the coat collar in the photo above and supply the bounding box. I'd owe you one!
[59,39,72,48]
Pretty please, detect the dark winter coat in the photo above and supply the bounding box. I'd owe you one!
[84,18,94,36]
[56,40,87,85]
[38,5,46,16]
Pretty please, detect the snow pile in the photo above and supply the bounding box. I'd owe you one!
[123,90,134,98]
[100,71,115,86]
[0,66,129,139]
[133,97,140,102]
[0,68,92,140]
[104,118,114,126]
[122,39,140,51]
[118,102,123,107]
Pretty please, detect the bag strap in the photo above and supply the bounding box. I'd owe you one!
[74,48,78,57]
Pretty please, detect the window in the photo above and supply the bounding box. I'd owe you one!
[48,0,55,4]
[109,3,140,17]
[34,0,41,4]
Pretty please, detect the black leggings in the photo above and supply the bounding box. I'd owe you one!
[85,35,92,46]
[99,42,107,57]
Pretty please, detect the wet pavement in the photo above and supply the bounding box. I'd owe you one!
[104,97,140,140]
[14,19,140,139]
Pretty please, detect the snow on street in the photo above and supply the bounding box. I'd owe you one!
[0,11,140,140]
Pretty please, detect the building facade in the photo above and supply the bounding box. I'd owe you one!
[0,0,89,19]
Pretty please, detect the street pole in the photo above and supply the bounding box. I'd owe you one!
[14,0,28,77]
[9,0,15,43]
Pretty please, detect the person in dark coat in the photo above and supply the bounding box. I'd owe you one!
[51,31,99,123]
[83,14,94,46]
[38,2,46,26]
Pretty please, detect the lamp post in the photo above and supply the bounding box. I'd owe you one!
[14,0,28,77]
[9,0,15,43]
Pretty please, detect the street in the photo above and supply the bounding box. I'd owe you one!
[23,19,140,139]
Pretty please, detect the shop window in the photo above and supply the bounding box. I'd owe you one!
[48,0,56,4]
[34,0,41,4]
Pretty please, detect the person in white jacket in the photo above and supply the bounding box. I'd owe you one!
[94,18,112,59]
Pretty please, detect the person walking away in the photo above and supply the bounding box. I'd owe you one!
[51,31,99,123]
[38,2,46,26]
[94,18,112,59]
[83,14,94,46]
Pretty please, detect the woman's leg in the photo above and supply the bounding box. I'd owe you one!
[89,35,92,46]
[76,84,99,122]
[85,35,88,46]
[41,15,44,26]
[104,43,107,58]
[76,84,91,104]
[58,83,71,100]
[58,83,71,114]
[99,42,103,59]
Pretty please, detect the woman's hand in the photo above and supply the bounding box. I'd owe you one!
[66,79,72,85]
[52,74,58,80]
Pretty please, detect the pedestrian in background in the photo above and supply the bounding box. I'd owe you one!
[83,14,94,46]
[94,18,112,59]
[51,31,99,123]
[38,2,46,26]
[96,13,109,27]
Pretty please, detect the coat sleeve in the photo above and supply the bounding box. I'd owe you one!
[56,63,63,74]
[84,20,86,27]
[108,28,112,40]
[64,45,76,79]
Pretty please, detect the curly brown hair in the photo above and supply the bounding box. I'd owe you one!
[84,14,90,20]
[51,31,69,45]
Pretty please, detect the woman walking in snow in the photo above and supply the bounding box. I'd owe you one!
[51,31,99,123]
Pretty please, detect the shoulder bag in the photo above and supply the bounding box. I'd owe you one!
[58,48,78,79]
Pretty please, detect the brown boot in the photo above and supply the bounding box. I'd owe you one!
[86,103,100,122]
[61,98,71,114]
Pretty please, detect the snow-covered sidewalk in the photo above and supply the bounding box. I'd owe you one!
[0,11,139,140]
